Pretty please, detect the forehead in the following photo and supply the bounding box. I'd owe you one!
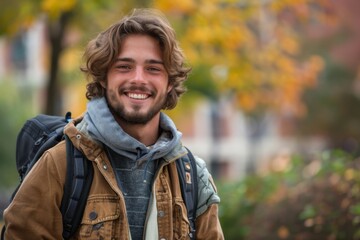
[118,34,163,61]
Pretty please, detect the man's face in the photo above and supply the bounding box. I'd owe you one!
[105,34,171,125]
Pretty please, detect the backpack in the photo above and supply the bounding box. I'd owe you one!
[1,113,198,240]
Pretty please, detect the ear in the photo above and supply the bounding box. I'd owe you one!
[100,80,107,89]
[167,84,173,94]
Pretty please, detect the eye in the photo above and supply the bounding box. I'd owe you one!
[147,64,166,74]
[115,64,132,71]
[148,67,161,72]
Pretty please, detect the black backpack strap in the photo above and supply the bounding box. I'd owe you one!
[176,148,198,240]
[0,224,5,240]
[61,135,94,239]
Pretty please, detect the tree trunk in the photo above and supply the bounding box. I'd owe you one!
[45,11,72,115]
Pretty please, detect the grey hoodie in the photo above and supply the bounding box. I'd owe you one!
[83,97,182,163]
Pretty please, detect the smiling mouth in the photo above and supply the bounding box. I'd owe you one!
[127,92,150,100]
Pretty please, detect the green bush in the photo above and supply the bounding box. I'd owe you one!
[0,81,34,188]
[218,150,360,240]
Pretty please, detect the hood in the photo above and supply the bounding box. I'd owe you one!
[81,97,183,163]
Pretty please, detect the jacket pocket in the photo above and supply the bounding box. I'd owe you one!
[173,198,191,240]
[77,195,120,240]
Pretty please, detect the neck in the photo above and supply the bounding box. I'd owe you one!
[116,114,161,146]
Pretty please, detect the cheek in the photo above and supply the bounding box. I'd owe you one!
[108,88,116,98]
[105,71,118,89]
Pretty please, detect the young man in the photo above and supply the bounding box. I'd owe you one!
[3,8,224,240]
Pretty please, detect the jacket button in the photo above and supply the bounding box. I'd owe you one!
[158,211,165,217]
[89,211,98,220]
[103,164,108,170]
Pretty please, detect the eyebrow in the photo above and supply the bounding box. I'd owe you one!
[115,57,164,65]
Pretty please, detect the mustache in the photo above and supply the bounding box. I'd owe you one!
[119,85,156,95]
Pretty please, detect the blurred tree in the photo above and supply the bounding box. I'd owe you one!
[0,0,151,115]
[294,0,360,153]
[154,0,331,175]
[299,60,360,153]
[154,0,326,118]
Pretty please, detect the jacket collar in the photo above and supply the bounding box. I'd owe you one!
[64,115,188,163]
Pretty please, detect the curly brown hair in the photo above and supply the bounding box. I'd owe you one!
[81,8,191,110]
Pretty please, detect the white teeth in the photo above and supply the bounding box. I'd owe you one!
[128,93,148,100]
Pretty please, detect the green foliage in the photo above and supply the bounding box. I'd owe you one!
[186,63,219,100]
[218,149,360,240]
[0,81,34,188]
[299,204,317,220]
[296,5,360,151]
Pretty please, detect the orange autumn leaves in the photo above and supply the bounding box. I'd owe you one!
[154,0,325,117]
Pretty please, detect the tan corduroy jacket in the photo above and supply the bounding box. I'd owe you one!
[4,117,224,240]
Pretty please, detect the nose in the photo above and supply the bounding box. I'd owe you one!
[131,66,146,84]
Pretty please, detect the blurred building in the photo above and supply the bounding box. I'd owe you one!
[179,97,327,180]
[0,19,46,87]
